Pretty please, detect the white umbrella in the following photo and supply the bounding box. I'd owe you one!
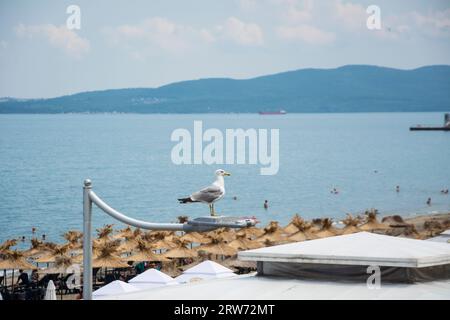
[44,280,57,300]
[128,268,178,290]
[175,260,235,283]
[92,280,140,299]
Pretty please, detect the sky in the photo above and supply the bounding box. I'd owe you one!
[0,0,450,98]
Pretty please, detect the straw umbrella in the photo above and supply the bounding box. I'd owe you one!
[236,227,264,239]
[314,218,340,238]
[112,226,134,240]
[92,241,129,269]
[256,221,287,244]
[283,214,304,234]
[23,238,50,258]
[125,239,170,263]
[229,234,263,251]
[341,214,362,235]
[34,243,71,265]
[359,209,390,232]
[0,250,36,291]
[164,239,197,259]
[286,217,318,242]
[207,228,235,243]
[150,232,179,251]
[180,232,211,245]
[196,236,238,257]
[63,230,83,250]
[0,239,17,253]
[94,224,114,246]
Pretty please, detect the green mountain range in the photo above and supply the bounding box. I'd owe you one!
[1,65,450,113]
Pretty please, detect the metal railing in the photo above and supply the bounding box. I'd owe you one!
[82,179,254,300]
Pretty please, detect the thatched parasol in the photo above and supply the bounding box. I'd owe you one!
[149,231,179,250]
[256,221,287,243]
[228,234,263,250]
[112,226,134,239]
[207,228,235,243]
[124,239,170,262]
[236,227,264,239]
[196,235,238,257]
[0,250,36,270]
[0,239,17,253]
[92,240,129,269]
[164,239,197,259]
[34,243,71,264]
[286,217,318,242]
[63,230,83,249]
[359,209,390,231]
[94,224,114,246]
[283,214,304,234]
[314,218,340,238]
[38,255,80,274]
[180,232,211,244]
[340,214,362,235]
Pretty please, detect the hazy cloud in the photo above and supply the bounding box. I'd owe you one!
[15,23,90,59]
[221,17,264,46]
[277,25,335,45]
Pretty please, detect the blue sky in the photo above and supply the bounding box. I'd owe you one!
[1,0,450,98]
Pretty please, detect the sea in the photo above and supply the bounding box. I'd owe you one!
[0,112,449,245]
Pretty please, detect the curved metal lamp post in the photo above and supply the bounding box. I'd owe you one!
[82,179,256,300]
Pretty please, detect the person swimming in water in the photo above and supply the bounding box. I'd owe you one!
[426,197,431,206]
[264,200,269,209]
[396,186,400,192]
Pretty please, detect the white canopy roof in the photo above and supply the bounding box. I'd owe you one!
[238,232,450,267]
[92,280,140,298]
[95,273,450,300]
[175,260,235,283]
[128,268,178,289]
[440,229,450,236]
[184,260,234,275]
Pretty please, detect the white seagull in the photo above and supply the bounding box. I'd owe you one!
[178,169,231,216]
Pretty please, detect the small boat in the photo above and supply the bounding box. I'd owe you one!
[259,110,287,115]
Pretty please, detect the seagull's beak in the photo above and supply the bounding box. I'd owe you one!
[223,171,231,176]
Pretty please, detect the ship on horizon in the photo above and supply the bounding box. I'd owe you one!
[259,109,287,115]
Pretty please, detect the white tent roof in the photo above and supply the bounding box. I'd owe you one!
[128,268,178,289]
[175,260,235,283]
[238,232,450,267]
[93,280,140,298]
[94,273,450,300]
[440,229,450,236]
[183,260,235,275]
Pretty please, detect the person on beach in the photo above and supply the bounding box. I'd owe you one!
[16,270,29,287]
[264,200,269,209]
[426,197,431,206]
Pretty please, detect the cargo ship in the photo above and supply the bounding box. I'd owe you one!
[410,113,450,131]
[259,110,287,115]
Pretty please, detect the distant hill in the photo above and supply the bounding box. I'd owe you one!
[1,65,450,113]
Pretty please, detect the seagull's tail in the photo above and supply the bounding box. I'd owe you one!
[178,197,197,204]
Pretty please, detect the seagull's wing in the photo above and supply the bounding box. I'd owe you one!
[190,185,224,203]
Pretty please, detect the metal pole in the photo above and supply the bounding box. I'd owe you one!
[82,179,92,300]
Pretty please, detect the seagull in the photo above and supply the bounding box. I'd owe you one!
[178,169,231,216]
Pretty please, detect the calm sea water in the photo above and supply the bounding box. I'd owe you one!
[1,113,449,245]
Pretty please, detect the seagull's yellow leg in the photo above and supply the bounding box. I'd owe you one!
[210,203,217,216]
